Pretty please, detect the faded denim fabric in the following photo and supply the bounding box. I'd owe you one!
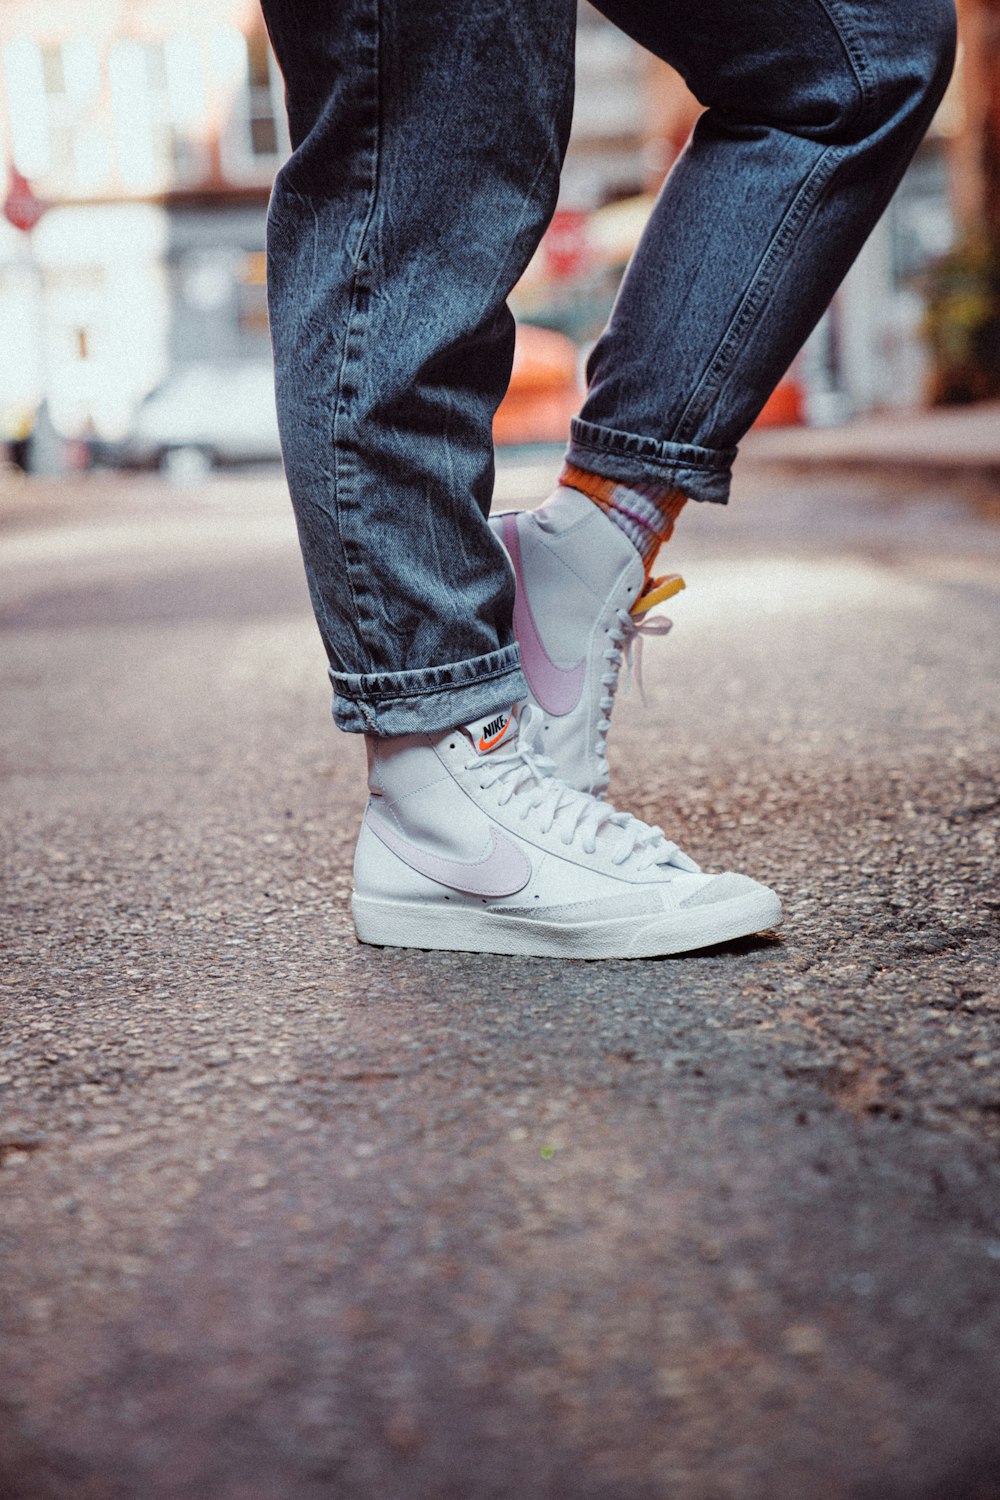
[261,0,956,736]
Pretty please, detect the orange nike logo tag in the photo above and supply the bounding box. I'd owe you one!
[478,715,514,753]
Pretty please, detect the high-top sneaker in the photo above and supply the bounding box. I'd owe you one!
[352,704,781,959]
[491,487,683,797]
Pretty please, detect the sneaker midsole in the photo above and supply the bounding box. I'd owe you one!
[351,889,781,959]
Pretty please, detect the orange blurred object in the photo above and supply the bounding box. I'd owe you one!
[494,324,581,446]
[753,371,805,428]
[496,323,805,444]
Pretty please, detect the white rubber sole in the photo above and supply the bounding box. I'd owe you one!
[351,888,782,960]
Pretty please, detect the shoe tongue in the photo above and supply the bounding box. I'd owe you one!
[460,705,519,757]
[532,485,597,533]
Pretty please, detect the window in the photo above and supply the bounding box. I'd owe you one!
[40,44,65,96]
[3,37,110,191]
[216,26,288,180]
[246,31,279,158]
[236,250,269,336]
[3,38,52,178]
[109,35,208,191]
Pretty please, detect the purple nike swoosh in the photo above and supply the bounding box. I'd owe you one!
[365,806,532,897]
[502,513,586,717]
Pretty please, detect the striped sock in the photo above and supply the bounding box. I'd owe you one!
[559,461,687,574]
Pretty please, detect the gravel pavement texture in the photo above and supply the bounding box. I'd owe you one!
[1,458,999,1500]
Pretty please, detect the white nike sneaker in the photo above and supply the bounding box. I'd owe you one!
[491,486,683,798]
[352,704,781,959]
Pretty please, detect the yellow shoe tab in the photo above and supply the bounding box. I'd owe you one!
[632,573,685,616]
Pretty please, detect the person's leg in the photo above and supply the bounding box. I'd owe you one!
[261,0,576,737]
[572,0,958,498]
[497,0,957,797]
[261,0,783,958]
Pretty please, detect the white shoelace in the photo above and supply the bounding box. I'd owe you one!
[466,705,696,873]
[592,608,674,796]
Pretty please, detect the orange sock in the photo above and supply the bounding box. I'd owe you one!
[559,461,687,576]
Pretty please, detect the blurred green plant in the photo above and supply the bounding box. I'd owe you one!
[921,234,1000,403]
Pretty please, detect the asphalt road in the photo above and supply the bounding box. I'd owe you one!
[1,457,999,1500]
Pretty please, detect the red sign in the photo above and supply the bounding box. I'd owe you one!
[542,209,590,282]
[3,167,46,233]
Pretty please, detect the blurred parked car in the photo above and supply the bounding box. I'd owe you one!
[118,362,282,478]
[120,326,586,480]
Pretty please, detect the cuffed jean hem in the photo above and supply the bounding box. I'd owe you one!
[567,417,737,505]
[331,645,528,737]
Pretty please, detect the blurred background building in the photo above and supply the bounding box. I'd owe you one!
[0,0,985,467]
[0,0,282,457]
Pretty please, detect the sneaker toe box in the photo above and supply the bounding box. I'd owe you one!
[678,871,777,911]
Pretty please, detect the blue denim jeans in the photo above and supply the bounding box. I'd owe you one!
[261,0,955,736]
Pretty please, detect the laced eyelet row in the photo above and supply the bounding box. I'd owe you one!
[464,704,690,873]
[590,607,674,795]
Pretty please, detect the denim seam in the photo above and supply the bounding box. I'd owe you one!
[812,0,878,135]
[329,0,383,677]
[669,0,879,448]
[672,143,840,444]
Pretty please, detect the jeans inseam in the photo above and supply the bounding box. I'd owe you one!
[669,0,876,448]
[329,0,383,679]
[671,144,840,445]
[813,0,878,127]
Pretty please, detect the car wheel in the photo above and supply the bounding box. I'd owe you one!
[160,445,213,484]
